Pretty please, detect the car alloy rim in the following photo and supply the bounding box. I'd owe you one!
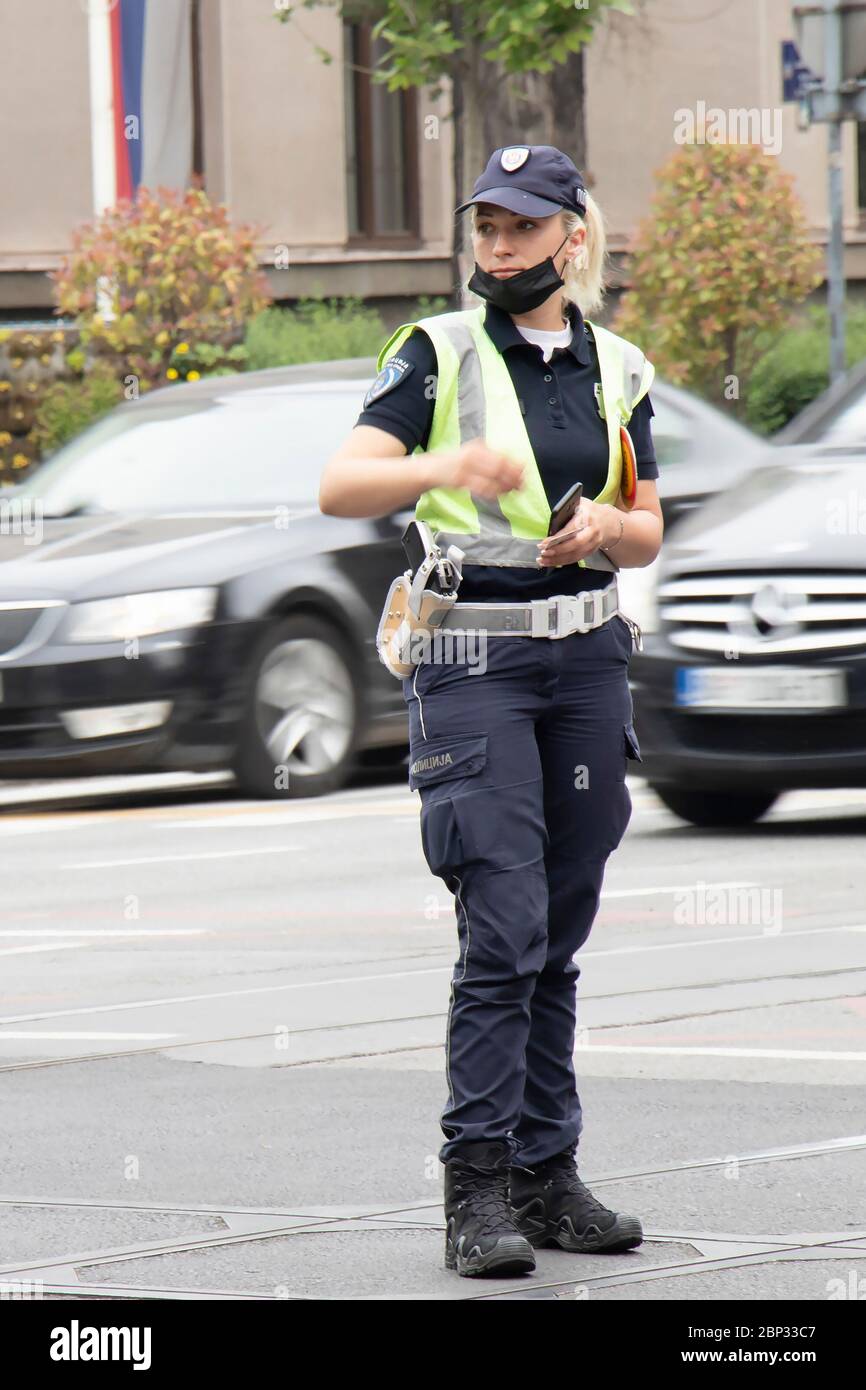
[254,637,355,777]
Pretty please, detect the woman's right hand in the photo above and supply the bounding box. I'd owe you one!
[431,438,525,499]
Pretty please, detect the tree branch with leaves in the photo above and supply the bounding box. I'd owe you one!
[275,0,633,301]
[615,142,823,407]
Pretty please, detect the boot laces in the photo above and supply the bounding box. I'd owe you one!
[537,1157,611,1220]
[453,1168,513,1236]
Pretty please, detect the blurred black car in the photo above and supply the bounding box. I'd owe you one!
[613,379,766,631]
[630,440,866,826]
[0,361,416,798]
[636,378,766,527]
[0,359,760,799]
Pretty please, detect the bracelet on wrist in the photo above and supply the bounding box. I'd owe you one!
[601,511,625,553]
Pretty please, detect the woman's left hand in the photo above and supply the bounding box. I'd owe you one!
[536,500,620,566]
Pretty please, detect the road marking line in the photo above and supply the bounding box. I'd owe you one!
[0,772,228,804]
[0,943,89,958]
[574,1044,866,1062]
[1,784,862,837]
[63,846,303,869]
[585,924,866,956]
[0,929,207,938]
[165,801,420,828]
[0,969,456,1026]
[601,881,757,900]
[0,799,418,837]
[0,1031,180,1041]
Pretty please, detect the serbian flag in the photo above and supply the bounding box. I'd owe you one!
[108,0,193,201]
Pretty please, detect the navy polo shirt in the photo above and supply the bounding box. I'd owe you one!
[355,300,658,602]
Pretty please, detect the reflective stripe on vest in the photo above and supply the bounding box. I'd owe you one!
[375,304,654,573]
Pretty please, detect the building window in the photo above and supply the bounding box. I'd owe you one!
[343,21,419,243]
[858,122,866,218]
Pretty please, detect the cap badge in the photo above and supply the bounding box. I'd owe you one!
[500,146,530,173]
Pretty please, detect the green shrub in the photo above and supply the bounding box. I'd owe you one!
[244,297,387,368]
[32,363,126,456]
[408,295,450,320]
[745,304,866,434]
[244,293,451,370]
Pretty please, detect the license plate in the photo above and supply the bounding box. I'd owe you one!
[674,665,847,710]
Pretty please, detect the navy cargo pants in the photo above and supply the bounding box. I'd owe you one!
[401,613,642,1169]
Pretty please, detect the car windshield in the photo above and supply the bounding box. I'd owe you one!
[648,395,692,467]
[650,388,762,470]
[13,383,368,514]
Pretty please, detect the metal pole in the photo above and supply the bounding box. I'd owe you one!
[87,0,116,218]
[824,0,846,383]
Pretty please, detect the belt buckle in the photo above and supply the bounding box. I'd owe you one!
[550,596,570,639]
[531,597,570,639]
[548,595,582,638]
[566,593,590,636]
[536,593,603,639]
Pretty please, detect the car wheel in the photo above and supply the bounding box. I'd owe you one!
[232,615,362,799]
[651,785,778,827]
[358,743,409,771]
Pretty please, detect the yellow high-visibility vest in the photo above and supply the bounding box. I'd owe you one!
[376,304,654,573]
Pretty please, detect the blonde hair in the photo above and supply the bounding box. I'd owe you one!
[467,193,608,320]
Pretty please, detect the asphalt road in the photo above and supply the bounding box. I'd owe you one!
[1,768,865,1301]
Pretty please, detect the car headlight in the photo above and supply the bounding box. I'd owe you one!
[615,556,660,635]
[64,587,218,642]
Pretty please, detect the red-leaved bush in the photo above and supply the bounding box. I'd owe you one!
[51,185,271,390]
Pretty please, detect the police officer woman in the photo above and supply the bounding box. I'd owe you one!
[320,146,663,1279]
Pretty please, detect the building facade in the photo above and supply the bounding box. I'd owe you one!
[2,0,866,329]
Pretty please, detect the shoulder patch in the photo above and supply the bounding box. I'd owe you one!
[363,355,415,410]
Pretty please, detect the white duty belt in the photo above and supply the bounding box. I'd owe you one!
[432,577,640,644]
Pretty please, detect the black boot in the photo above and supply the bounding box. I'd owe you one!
[510,1147,643,1253]
[443,1140,536,1277]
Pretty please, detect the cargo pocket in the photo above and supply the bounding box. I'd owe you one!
[615,720,643,781]
[450,778,547,872]
[408,733,488,791]
[410,733,488,879]
[420,797,465,879]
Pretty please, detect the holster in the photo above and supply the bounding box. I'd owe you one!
[376,560,460,680]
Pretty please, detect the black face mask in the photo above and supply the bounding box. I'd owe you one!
[468,233,571,314]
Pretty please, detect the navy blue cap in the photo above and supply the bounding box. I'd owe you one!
[454,145,587,218]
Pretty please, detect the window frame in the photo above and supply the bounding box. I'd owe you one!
[343,20,421,248]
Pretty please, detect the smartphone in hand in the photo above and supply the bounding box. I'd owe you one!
[546,481,583,542]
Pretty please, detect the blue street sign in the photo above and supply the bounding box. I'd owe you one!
[781,39,815,102]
